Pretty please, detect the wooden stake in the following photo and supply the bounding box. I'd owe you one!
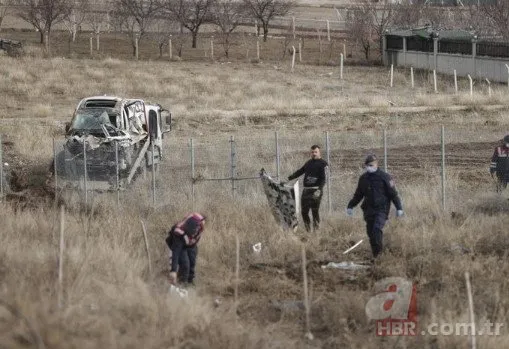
[433,70,438,93]
[210,38,214,60]
[326,20,330,41]
[468,74,473,96]
[298,41,302,62]
[292,17,296,39]
[89,35,93,56]
[454,69,458,94]
[234,234,240,322]
[486,78,491,96]
[291,46,296,72]
[96,34,100,51]
[390,64,394,87]
[256,39,260,60]
[57,205,65,309]
[340,53,343,79]
[140,220,152,277]
[411,67,414,88]
[301,245,313,340]
[465,272,476,349]
[135,36,139,60]
[169,38,173,59]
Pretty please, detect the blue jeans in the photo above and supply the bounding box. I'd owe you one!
[177,245,198,284]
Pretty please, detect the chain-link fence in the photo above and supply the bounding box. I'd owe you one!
[1,126,498,216]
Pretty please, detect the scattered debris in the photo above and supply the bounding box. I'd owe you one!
[449,243,471,254]
[169,285,188,298]
[0,38,24,57]
[252,242,262,253]
[321,261,371,270]
[343,240,364,254]
[269,300,304,312]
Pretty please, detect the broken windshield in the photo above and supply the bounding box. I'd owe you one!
[71,108,116,131]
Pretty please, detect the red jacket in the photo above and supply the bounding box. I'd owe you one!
[172,212,205,246]
[491,146,509,181]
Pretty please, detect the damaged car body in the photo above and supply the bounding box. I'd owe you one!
[52,96,171,191]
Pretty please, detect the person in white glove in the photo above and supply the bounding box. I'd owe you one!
[346,154,403,259]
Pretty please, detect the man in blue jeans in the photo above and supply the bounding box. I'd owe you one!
[347,155,403,259]
[166,213,206,285]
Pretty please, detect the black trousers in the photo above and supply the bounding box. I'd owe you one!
[301,188,323,232]
[496,178,508,193]
[364,212,387,258]
[177,245,198,284]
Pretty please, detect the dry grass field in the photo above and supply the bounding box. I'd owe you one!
[1,51,509,349]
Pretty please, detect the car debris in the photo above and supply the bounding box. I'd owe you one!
[321,261,371,270]
[50,96,171,191]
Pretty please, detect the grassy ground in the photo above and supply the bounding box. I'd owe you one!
[1,54,509,348]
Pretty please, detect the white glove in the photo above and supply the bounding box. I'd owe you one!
[396,210,404,217]
[346,208,353,217]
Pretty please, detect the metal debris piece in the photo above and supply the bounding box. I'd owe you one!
[252,242,262,253]
[321,261,371,270]
[343,240,364,254]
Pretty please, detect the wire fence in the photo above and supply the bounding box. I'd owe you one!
[0,128,502,218]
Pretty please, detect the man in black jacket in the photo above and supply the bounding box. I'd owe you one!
[346,154,403,259]
[287,145,329,232]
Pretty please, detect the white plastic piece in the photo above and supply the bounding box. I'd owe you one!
[343,240,363,254]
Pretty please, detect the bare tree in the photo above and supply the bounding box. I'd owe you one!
[17,0,72,44]
[371,0,394,59]
[63,0,89,52]
[150,19,179,57]
[0,0,11,31]
[348,4,373,61]
[87,0,113,45]
[421,4,451,29]
[392,0,423,29]
[243,0,294,42]
[164,0,215,49]
[480,0,509,40]
[211,0,246,57]
[114,0,161,56]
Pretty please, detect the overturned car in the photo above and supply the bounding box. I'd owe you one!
[51,96,171,191]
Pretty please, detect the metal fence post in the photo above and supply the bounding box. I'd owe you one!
[115,140,120,208]
[190,138,195,207]
[441,126,446,212]
[275,131,280,180]
[82,140,88,206]
[53,138,58,203]
[325,131,331,213]
[0,134,3,202]
[230,136,236,198]
[151,141,156,207]
[383,129,388,172]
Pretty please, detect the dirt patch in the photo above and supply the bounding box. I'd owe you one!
[1,137,54,208]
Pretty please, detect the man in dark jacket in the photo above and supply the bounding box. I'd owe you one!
[490,135,509,193]
[346,154,403,259]
[287,145,329,232]
[166,213,206,285]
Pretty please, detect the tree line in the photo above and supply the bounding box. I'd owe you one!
[0,0,295,57]
[349,0,509,61]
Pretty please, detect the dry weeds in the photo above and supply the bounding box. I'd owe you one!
[0,54,509,348]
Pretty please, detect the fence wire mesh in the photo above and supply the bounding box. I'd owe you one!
[35,126,505,218]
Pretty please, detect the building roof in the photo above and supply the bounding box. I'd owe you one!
[387,27,476,41]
